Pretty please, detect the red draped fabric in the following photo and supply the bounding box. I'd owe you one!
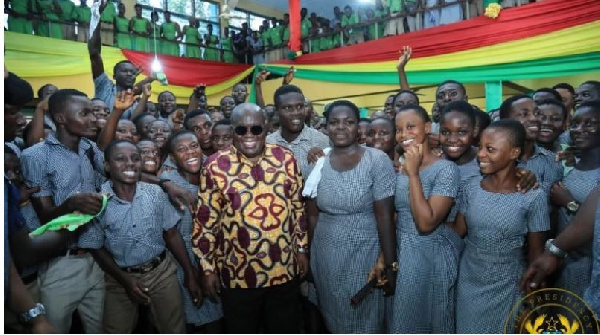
[121,49,253,86]
[288,0,302,51]
[276,0,600,65]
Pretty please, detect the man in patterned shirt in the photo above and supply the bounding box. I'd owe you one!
[193,103,308,333]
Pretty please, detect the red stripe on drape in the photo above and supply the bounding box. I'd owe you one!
[121,49,252,87]
[275,0,600,65]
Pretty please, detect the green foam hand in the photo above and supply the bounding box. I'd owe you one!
[29,194,108,237]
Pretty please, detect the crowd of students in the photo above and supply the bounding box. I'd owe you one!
[6,0,540,64]
[4,7,600,334]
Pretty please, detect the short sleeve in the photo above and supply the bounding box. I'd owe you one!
[78,218,105,249]
[526,190,550,233]
[158,189,181,231]
[93,73,115,109]
[431,161,460,198]
[20,147,53,198]
[370,149,396,201]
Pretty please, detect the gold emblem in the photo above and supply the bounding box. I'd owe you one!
[505,288,599,334]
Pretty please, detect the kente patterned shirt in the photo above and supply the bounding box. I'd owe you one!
[192,144,307,289]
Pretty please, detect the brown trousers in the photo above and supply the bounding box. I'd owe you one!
[103,255,185,334]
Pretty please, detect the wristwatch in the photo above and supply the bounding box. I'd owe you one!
[385,262,399,272]
[566,200,580,214]
[545,239,567,258]
[298,247,309,254]
[20,303,46,323]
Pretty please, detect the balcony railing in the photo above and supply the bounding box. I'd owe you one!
[5,0,530,64]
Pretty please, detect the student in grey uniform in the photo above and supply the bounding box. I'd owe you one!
[550,101,600,297]
[267,85,330,180]
[499,95,563,194]
[388,104,460,333]
[160,131,224,332]
[454,120,550,333]
[522,185,600,319]
[367,117,396,160]
[536,99,569,153]
[20,89,111,333]
[308,101,397,333]
[78,140,202,333]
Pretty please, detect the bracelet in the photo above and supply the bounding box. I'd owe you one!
[545,239,567,258]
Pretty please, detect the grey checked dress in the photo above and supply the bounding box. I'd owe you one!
[556,168,600,297]
[310,147,395,333]
[583,186,600,318]
[387,159,460,333]
[160,170,224,326]
[456,177,549,333]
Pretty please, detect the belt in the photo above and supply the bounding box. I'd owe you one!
[65,248,89,257]
[122,251,166,274]
[22,272,38,285]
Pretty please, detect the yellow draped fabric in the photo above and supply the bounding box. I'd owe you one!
[268,21,600,73]
[4,32,254,103]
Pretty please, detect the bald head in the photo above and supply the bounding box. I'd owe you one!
[231,103,267,126]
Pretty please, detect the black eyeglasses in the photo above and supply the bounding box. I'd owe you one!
[234,125,264,136]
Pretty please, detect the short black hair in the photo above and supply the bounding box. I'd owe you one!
[440,101,475,127]
[37,84,56,99]
[344,5,352,10]
[48,89,88,120]
[581,80,600,90]
[166,130,196,154]
[370,116,395,132]
[274,84,304,108]
[158,91,175,101]
[537,99,569,119]
[393,90,420,105]
[499,94,533,120]
[396,104,431,122]
[552,83,575,96]
[358,118,371,124]
[436,80,467,96]
[485,119,526,155]
[533,88,562,102]
[183,109,210,130]
[113,60,134,75]
[220,95,234,104]
[474,109,491,132]
[104,140,137,161]
[132,113,155,131]
[324,100,360,122]
[213,119,232,128]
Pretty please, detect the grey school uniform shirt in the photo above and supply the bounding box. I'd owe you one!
[266,125,330,181]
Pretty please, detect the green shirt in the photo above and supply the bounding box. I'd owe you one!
[260,31,270,47]
[341,13,359,27]
[269,26,283,46]
[319,36,332,51]
[282,26,289,42]
[57,0,75,21]
[309,37,319,53]
[11,0,32,15]
[100,2,116,23]
[301,18,311,38]
[388,0,402,13]
[73,6,91,24]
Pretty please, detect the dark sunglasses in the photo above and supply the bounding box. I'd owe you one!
[234,125,264,136]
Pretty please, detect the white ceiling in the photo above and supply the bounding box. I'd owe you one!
[246,0,375,19]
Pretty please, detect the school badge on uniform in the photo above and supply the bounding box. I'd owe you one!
[504,288,599,334]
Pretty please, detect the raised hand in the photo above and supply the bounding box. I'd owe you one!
[397,46,412,70]
[114,90,137,111]
[282,66,296,85]
[402,143,423,176]
[255,69,270,85]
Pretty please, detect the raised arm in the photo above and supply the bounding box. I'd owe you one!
[254,69,269,108]
[97,90,136,151]
[397,46,412,90]
[88,14,105,79]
